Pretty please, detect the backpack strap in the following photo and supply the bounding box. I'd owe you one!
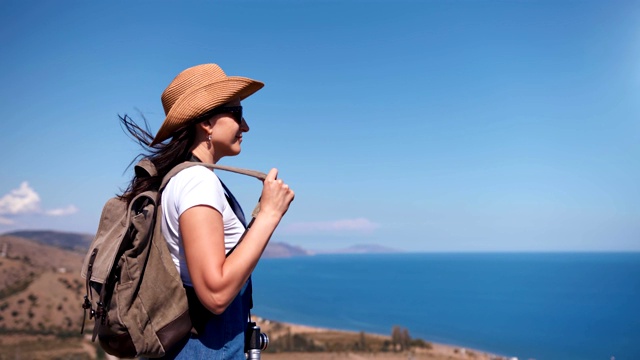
[134,158,157,178]
[161,161,267,190]
[157,160,266,219]
[135,159,267,188]
[131,158,266,226]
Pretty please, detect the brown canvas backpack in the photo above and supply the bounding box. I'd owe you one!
[80,159,265,358]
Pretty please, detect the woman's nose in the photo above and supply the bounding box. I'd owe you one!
[241,117,250,132]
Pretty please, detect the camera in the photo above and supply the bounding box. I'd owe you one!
[245,321,269,359]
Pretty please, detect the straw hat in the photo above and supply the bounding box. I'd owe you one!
[151,63,264,145]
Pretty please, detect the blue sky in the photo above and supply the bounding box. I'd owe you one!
[0,1,638,252]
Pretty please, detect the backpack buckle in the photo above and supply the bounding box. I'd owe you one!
[96,301,107,324]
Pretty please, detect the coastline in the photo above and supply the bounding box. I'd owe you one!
[255,315,510,360]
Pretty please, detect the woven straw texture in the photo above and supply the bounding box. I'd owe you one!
[152,64,264,145]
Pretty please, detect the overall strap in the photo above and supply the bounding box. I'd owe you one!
[220,180,247,227]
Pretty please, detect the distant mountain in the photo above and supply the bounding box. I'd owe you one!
[2,230,401,259]
[1,230,315,258]
[264,241,313,258]
[2,230,93,253]
[319,244,402,254]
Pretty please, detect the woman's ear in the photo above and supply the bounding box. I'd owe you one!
[197,119,214,133]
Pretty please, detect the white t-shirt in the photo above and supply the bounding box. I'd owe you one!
[161,166,245,287]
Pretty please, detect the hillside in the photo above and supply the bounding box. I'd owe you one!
[0,235,85,272]
[2,230,93,253]
[264,241,313,258]
[0,235,86,328]
[0,234,94,359]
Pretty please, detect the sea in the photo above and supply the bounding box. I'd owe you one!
[250,252,640,360]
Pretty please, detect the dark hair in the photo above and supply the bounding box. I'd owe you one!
[118,113,197,204]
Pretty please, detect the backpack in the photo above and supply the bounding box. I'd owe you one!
[80,159,265,358]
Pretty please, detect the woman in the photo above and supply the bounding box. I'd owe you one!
[120,63,294,359]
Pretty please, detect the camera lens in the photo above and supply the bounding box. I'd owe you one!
[259,333,269,351]
[246,322,269,353]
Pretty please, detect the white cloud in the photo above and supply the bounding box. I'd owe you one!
[0,182,41,215]
[45,205,79,216]
[283,217,380,235]
[0,182,78,225]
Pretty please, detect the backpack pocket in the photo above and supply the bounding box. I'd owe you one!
[97,281,137,358]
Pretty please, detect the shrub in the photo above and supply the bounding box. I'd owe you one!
[410,338,433,349]
[0,276,36,299]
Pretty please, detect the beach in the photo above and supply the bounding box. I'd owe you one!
[256,316,505,360]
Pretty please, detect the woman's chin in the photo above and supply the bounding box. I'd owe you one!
[229,147,242,156]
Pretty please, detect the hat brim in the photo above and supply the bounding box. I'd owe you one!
[151,77,264,145]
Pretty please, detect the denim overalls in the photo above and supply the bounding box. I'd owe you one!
[159,280,252,360]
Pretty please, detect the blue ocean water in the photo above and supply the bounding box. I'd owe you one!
[251,253,640,360]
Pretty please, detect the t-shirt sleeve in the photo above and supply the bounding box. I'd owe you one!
[171,166,227,217]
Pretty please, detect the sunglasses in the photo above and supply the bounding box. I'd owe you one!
[199,106,243,125]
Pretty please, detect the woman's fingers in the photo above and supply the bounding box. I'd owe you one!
[260,168,295,217]
[265,168,279,182]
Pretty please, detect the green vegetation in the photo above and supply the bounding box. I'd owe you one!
[391,325,411,351]
[410,338,433,349]
[57,276,84,293]
[265,325,432,354]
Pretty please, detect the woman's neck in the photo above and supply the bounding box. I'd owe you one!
[191,145,216,164]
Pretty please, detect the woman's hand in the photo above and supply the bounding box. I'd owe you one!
[259,168,295,219]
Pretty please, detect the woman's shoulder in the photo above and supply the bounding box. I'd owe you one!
[163,165,227,217]
[168,165,222,190]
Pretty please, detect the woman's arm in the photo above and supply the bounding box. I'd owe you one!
[180,168,294,314]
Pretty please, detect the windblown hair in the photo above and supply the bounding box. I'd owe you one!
[118,113,197,204]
